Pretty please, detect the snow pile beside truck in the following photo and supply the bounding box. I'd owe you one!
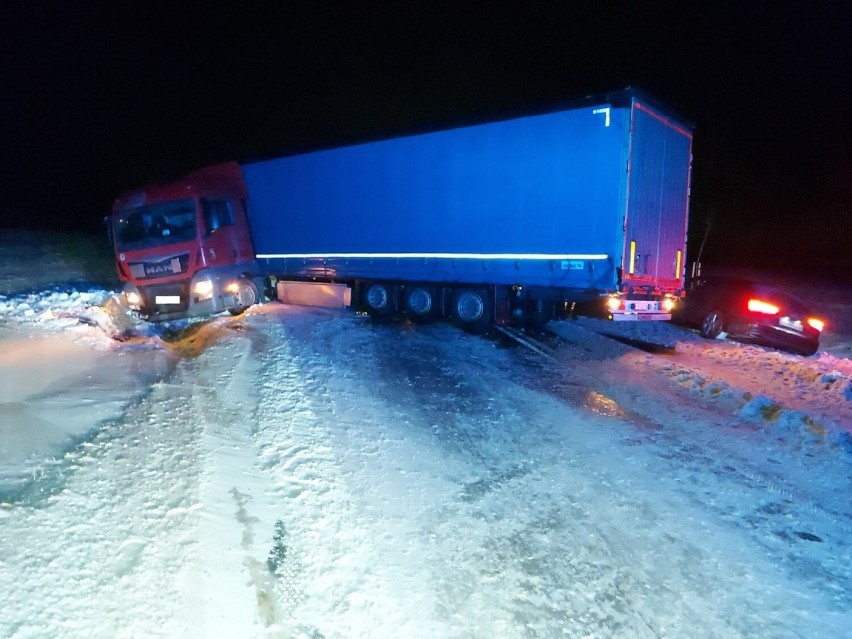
[108,89,692,329]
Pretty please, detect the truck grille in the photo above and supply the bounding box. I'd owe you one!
[129,253,190,280]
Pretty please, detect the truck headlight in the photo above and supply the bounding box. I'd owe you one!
[124,286,143,309]
[193,279,214,301]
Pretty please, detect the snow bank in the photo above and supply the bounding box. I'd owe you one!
[0,233,178,497]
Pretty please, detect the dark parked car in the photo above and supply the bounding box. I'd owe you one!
[672,277,825,356]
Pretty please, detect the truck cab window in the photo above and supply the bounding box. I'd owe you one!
[202,199,235,235]
[113,198,196,250]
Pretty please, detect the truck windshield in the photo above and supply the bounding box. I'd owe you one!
[113,199,198,251]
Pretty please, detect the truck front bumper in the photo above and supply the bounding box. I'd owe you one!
[124,275,245,322]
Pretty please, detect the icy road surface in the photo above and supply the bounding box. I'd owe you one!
[1,298,850,638]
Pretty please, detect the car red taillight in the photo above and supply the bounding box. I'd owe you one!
[806,318,825,332]
[747,298,780,315]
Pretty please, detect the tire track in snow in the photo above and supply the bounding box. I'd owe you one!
[247,311,450,637]
[243,310,793,637]
[175,320,309,635]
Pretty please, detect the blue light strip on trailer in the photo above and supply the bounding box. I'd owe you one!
[256,252,608,260]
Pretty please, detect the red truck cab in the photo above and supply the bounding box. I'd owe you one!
[108,162,261,321]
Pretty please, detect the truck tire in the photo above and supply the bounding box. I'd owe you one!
[363,282,395,318]
[452,288,491,333]
[526,299,553,331]
[228,279,259,316]
[403,285,440,323]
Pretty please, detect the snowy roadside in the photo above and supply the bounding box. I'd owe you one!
[550,317,852,450]
[0,232,176,494]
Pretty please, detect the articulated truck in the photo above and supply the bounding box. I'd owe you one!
[108,89,693,331]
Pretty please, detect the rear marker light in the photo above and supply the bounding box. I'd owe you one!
[628,240,637,276]
[747,299,780,315]
[807,318,825,332]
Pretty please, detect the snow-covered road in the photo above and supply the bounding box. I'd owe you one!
[1,232,851,637]
[2,298,850,638]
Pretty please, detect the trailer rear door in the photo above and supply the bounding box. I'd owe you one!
[622,101,692,292]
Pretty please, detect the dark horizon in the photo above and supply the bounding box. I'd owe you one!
[2,3,850,272]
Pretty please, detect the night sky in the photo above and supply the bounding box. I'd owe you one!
[2,2,850,272]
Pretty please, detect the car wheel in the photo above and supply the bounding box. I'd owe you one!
[700,310,724,339]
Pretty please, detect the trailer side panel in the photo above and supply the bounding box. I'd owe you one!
[243,104,632,291]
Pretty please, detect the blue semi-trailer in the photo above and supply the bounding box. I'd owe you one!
[109,89,693,330]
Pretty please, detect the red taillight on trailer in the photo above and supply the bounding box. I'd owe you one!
[806,318,825,332]
[747,298,780,315]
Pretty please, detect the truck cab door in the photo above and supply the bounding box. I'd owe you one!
[200,198,253,266]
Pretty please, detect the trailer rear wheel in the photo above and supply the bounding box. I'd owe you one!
[363,282,395,317]
[452,288,491,333]
[403,285,440,323]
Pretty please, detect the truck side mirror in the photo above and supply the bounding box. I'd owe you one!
[103,215,114,248]
[208,211,221,234]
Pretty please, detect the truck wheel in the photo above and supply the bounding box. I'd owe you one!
[363,282,395,317]
[526,300,553,331]
[403,286,440,323]
[452,288,491,333]
[700,309,724,339]
[228,279,259,316]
